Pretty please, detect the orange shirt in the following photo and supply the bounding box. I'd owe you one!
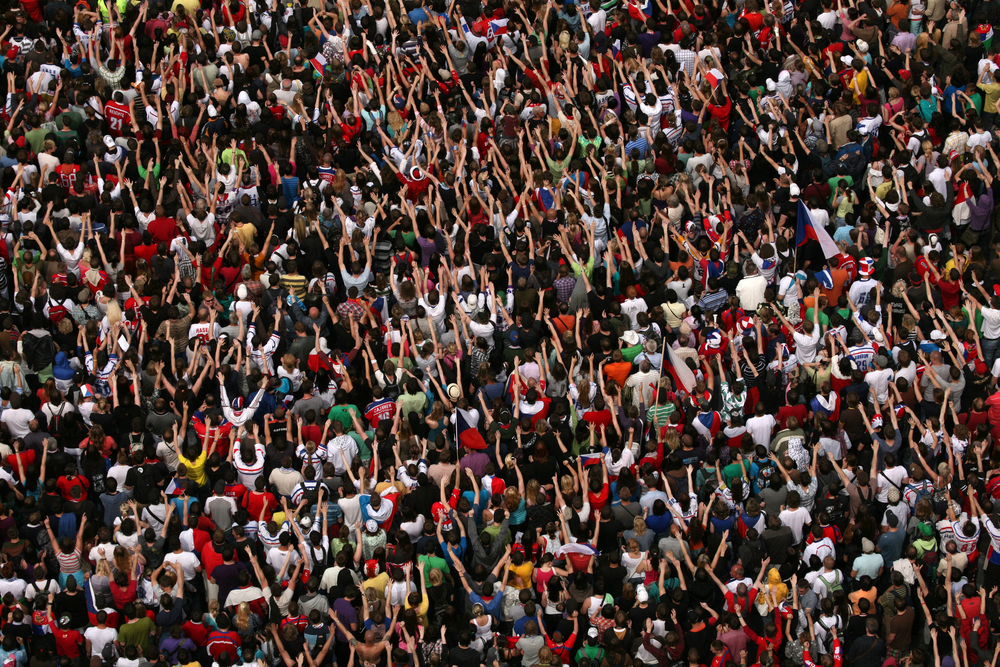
[552,314,576,337]
[604,361,633,387]
[820,268,850,305]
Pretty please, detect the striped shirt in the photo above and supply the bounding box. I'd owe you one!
[257,521,289,550]
[698,289,729,313]
[290,480,321,505]
[232,441,266,488]
[279,273,308,298]
[625,135,649,158]
[295,443,328,479]
[85,352,118,397]
[247,323,281,375]
[940,517,980,555]
[56,547,82,574]
[848,344,876,372]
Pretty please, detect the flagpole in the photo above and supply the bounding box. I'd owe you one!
[650,330,670,437]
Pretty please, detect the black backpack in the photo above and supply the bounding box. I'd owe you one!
[133,465,159,504]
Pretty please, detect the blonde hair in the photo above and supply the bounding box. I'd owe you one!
[236,602,252,632]
[633,516,648,536]
[106,299,123,328]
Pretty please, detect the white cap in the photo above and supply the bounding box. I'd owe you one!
[103,135,116,149]
[236,284,248,300]
[207,105,218,118]
[789,184,801,197]
[857,40,869,53]
[841,55,854,66]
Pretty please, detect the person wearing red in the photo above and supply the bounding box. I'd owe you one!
[803,626,842,667]
[148,209,179,244]
[242,478,277,523]
[739,610,784,666]
[49,613,84,660]
[104,92,131,136]
[776,394,808,430]
[56,463,90,501]
[206,614,242,660]
[109,559,139,609]
[183,612,212,648]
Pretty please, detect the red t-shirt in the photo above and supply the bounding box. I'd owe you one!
[134,243,157,265]
[51,626,83,658]
[56,474,89,501]
[242,490,277,522]
[776,404,808,430]
[110,578,137,608]
[183,620,211,646]
[6,449,34,471]
[708,97,732,132]
[148,217,178,244]
[939,278,961,310]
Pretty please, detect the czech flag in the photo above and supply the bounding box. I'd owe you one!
[796,199,840,259]
[309,52,327,77]
[665,345,696,393]
[455,408,488,450]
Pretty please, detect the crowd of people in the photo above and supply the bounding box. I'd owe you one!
[4,1,1000,667]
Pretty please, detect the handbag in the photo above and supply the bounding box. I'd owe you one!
[961,226,978,247]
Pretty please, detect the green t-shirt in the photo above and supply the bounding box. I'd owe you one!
[827,176,855,205]
[722,462,745,486]
[398,391,428,419]
[622,344,643,363]
[648,403,676,428]
[417,554,451,584]
[118,617,155,651]
[805,308,830,327]
[327,405,358,430]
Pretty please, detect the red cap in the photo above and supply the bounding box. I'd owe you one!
[976,360,988,374]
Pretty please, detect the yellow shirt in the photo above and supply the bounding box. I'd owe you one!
[508,562,535,589]
[362,572,390,599]
[177,451,208,486]
[853,69,869,104]
[404,593,430,626]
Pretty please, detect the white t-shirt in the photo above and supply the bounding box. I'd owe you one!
[981,307,1000,339]
[793,328,822,363]
[0,408,33,439]
[876,466,908,503]
[163,551,201,582]
[746,414,777,449]
[779,507,812,543]
[865,368,895,404]
[84,626,118,657]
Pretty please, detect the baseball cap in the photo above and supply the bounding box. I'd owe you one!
[587,628,599,638]
[103,135,116,150]
[862,538,874,553]
[636,587,649,602]
[365,519,379,533]
[789,183,800,197]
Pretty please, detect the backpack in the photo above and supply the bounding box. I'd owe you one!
[817,570,843,596]
[133,465,159,504]
[817,617,836,653]
[755,459,776,493]
[48,402,68,438]
[909,481,933,507]
[47,299,69,325]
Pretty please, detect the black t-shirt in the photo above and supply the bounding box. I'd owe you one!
[451,647,480,667]
[599,563,626,600]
